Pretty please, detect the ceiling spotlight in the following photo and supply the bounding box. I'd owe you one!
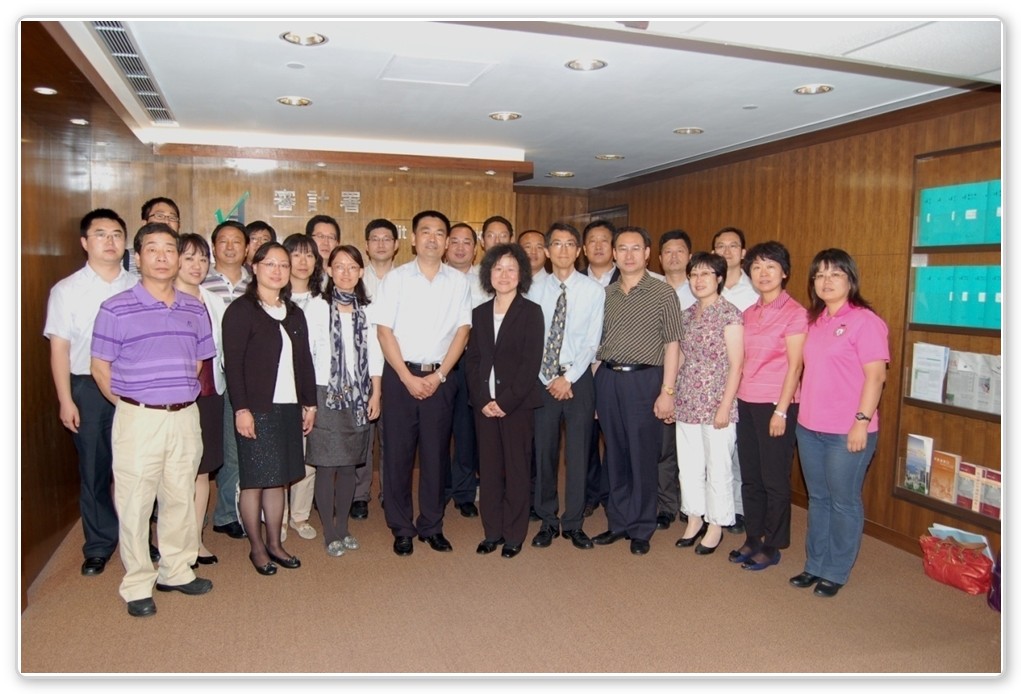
[280,32,328,47]
[566,58,607,71]
[595,154,625,160]
[277,96,312,107]
[794,84,834,95]
[673,127,704,135]
[489,111,522,122]
[34,86,58,95]
[546,171,575,178]
[70,118,89,126]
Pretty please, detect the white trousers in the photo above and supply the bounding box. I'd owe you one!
[676,422,737,527]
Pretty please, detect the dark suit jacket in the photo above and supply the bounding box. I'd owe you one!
[222,294,317,413]
[464,292,544,415]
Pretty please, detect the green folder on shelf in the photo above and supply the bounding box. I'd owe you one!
[951,265,988,328]
[913,266,955,325]
[985,180,1002,244]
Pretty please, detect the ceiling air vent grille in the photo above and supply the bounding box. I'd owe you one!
[91,20,177,125]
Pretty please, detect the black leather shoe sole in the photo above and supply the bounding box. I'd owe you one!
[789,571,821,588]
[81,557,108,576]
[393,536,414,556]
[156,578,213,595]
[127,597,157,617]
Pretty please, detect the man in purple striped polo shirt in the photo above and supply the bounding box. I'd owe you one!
[91,222,216,618]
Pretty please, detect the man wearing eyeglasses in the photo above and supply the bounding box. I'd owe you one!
[518,230,549,301]
[124,197,181,276]
[306,215,341,286]
[530,222,604,551]
[45,209,138,578]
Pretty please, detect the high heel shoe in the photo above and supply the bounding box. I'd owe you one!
[249,553,277,576]
[675,522,708,548]
[267,551,301,569]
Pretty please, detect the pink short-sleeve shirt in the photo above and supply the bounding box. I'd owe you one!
[737,291,808,404]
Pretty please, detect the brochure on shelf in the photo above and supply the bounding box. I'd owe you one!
[945,350,1001,413]
[909,342,949,403]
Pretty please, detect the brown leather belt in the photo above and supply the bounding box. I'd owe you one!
[120,396,195,412]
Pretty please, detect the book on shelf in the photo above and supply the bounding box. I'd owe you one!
[955,461,981,511]
[928,450,960,503]
[978,468,1002,520]
[903,433,934,494]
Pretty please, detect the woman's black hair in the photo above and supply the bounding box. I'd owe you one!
[743,241,792,289]
[244,241,292,305]
[806,248,874,323]
[686,251,727,295]
[282,233,325,298]
[324,245,371,306]
[478,243,532,295]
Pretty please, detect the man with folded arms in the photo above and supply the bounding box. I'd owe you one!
[592,226,682,555]
[91,222,216,617]
[373,210,472,556]
[530,222,604,551]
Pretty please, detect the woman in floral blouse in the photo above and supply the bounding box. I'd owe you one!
[673,252,744,556]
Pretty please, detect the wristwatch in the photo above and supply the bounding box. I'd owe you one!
[436,369,446,384]
[854,411,871,422]
[662,384,676,396]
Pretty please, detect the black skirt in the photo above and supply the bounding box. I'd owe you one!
[236,403,306,489]
[197,392,224,475]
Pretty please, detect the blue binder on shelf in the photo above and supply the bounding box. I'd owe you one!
[951,265,988,328]
[913,266,955,325]
[954,181,989,246]
[985,265,1002,329]
[985,180,1002,244]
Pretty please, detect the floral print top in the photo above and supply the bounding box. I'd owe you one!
[674,296,743,425]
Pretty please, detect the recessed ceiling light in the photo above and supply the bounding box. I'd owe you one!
[70,118,89,126]
[742,104,759,110]
[280,32,328,47]
[398,166,410,172]
[34,86,58,95]
[546,171,575,178]
[277,96,312,107]
[794,84,834,95]
[484,170,496,176]
[286,62,306,70]
[489,111,522,122]
[673,127,704,135]
[565,58,607,71]
[595,154,625,160]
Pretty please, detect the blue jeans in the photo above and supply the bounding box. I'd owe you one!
[213,391,240,526]
[795,424,877,585]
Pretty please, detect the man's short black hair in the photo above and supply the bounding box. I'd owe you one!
[659,229,692,254]
[582,219,615,242]
[613,225,651,248]
[364,218,398,241]
[133,222,179,254]
[245,220,277,241]
[140,197,180,221]
[482,215,514,238]
[412,210,450,233]
[712,226,746,250]
[80,208,126,238]
[449,222,478,245]
[305,214,341,240]
[211,220,249,245]
[544,222,580,246]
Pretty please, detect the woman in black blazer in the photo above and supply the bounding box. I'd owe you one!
[223,242,317,575]
[465,244,544,558]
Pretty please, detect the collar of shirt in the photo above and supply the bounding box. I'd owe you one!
[609,269,653,296]
[132,282,182,309]
[817,301,855,324]
[755,290,793,311]
[82,262,131,284]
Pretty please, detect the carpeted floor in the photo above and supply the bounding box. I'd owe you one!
[20,488,1001,675]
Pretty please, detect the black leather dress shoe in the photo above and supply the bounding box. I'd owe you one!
[156,577,213,595]
[529,507,541,522]
[476,538,504,554]
[81,556,108,576]
[656,513,674,530]
[149,543,161,562]
[501,544,522,558]
[675,523,708,548]
[725,514,746,535]
[267,551,301,569]
[582,502,596,518]
[393,536,414,556]
[127,597,157,617]
[789,571,821,588]
[457,501,479,518]
[630,538,650,555]
[196,554,218,565]
[350,500,369,520]
[531,525,559,548]
[813,579,843,597]
[213,521,246,539]
[249,553,277,575]
[419,533,453,552]
[562,529,594,549]
[592,530,628,545]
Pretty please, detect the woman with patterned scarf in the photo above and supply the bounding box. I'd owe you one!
[306,245,383,557]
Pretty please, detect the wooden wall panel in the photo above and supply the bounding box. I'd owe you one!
[514,187,590,234]
[587,91,1000,555]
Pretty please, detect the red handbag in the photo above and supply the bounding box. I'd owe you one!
[919,534,993,595]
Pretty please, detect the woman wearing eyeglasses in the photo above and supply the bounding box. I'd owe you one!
[673,252,744,556]
[790,248,888,598]
[223,242,317,575]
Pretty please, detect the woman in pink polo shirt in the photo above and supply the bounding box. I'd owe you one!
[733,242,807,572]
[791,249,888,598]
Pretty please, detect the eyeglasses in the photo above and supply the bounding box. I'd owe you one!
[812,271,847,282]
[311,233,337,243]
[148,213,180,223]
[689,270,718,280]
[548,240,577,249]
[368,236,394,244]
[332,265,361,274]
[87,231,125,241]
[259,261,291,270]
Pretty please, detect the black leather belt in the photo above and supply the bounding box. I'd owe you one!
[120,396,195,412]
[604,362,652,373]
[405,361,441,373]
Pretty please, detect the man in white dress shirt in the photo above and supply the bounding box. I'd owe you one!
[518,229,549,301]
[530,223,605,551]
[373,210,472,556]
[45,208,138,577]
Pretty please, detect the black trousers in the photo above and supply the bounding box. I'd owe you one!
[736,400,799,549]
[71,375,119,559]
[657,420,681,517]
[585,420,609,506]
[593,366,662,542]
[533,370,595,532]
[476,408,533,547]
[381,363,456,538]
[445,358,479,505]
